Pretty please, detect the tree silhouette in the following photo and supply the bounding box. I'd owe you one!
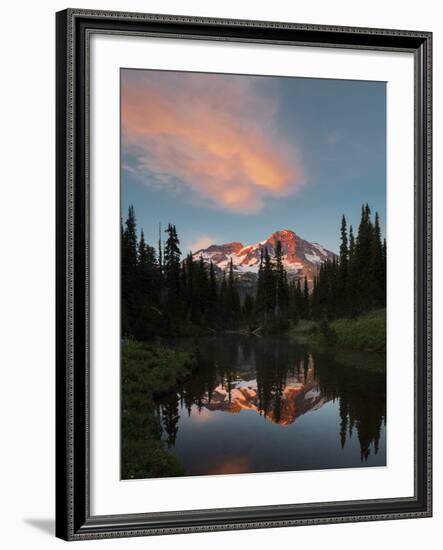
[121,203,386,336]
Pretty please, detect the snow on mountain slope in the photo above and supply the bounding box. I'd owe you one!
[192,229,337,282]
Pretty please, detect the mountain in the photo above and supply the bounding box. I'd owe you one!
[192,229,337,284]
[197,357,329,426]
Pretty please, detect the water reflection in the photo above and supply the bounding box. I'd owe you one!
[155,336,386,476]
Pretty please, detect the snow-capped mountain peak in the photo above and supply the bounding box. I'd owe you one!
[193,229,336,282]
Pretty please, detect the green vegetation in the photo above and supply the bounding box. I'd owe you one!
[328,309,386,352]
[121,340,195,479]
[121,205,386,474]
[120,204,387,477]
[121,203,386,338]
[288,309,386,353]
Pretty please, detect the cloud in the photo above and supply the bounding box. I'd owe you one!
[121,70,303,213]
[190,235,217,254]
[179,233,221,255]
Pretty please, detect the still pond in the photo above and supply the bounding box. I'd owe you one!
[153,336,386,476]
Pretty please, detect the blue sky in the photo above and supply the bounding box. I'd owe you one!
[121,69,386,255]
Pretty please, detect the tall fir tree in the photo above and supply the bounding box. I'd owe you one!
[163,224,182,329]
[121,206,138,336]
[303,276,310,319]
[134,229,160,340]
[226,258,240,325]
[219,271,228,322]
[255,248,265,318]
[369,212,385,308]
[354,203,374,313]
[338,215,349,316]
[274,240,289,319]
[207,261,218,326]
[183,252,195,322]
[261,248,276,324]
[339,215,349,263]
[346,224,358,317]
[157,223,163,272]
[196,256,209,322]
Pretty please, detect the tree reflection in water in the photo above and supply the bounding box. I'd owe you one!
[155,336,386,473]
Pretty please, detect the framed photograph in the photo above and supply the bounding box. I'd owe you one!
[55,9,432,540]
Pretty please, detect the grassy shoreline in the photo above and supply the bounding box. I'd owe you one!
[288,309,386,353]
[122,310,385,478]
[121,340,195,480]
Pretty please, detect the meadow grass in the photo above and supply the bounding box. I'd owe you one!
[121,340,195,479]
[288,309,386,353]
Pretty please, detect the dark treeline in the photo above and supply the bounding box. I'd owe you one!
[121,206,244,339]
[122,203,386,339]
[311,204,386,320]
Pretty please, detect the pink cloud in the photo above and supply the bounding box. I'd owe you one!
[190,235,218,254]
[121,71,303,213]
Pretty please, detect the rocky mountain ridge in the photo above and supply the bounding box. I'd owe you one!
[193,229,337,284]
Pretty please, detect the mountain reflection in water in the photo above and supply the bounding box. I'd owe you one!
[200,359,325,426]
[155,336,386,476]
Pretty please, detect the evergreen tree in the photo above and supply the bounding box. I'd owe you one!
[255,248,265,319]
[243,293,255,329]
[124,205,137,264]
[346,224,357,317]
[207,261,218,327]
[120,203,386,338]
[338,215,349,317]
[183,252,195,322]
[309,276,319,319]
[354,204,374,313]
[303,276,310,319]
[196,256,209,322]
[349,225,355,258]
[339,215,349,263]
[219,271,228,324]
[163,224,182,329]
[261,248,276,325]
[274,240,289,318]
[134,229,159,339]
[310,204,386,321]
[295,278,305,318]
[226,258,241,325]
[158,223,163,272]
[369,212,385,308]
[121,206,138,336]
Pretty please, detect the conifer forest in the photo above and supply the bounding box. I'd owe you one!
[121,204,386,340]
